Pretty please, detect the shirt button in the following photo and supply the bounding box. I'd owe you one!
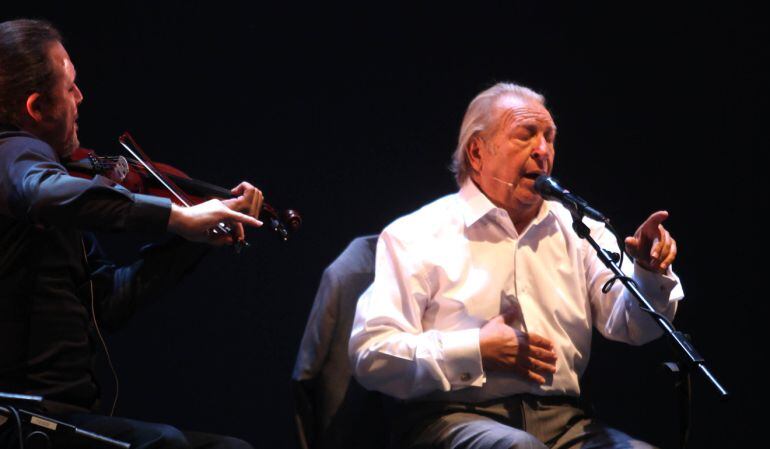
[460,372,471,382]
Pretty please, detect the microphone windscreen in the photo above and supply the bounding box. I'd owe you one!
[534,175,561,198]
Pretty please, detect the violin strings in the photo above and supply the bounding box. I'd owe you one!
[93,157,185,183]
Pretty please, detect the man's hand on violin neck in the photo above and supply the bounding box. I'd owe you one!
[224,182,263,218]
[168,199,263,245]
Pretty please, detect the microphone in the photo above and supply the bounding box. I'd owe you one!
[534,175,609,223]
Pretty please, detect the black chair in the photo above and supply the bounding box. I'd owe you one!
[291,235,388,449]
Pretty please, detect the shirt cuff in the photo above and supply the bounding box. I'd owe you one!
[440,328,486,388]
[125,193,172,234]
[633,262,684,309]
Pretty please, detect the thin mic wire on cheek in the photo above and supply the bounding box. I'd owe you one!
[492,176,515,187]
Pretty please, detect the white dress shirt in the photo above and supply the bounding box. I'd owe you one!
[349,181,684,402]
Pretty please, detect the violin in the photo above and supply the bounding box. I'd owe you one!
[65,132,301,244]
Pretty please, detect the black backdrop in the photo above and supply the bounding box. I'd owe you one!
[2,2,764,448]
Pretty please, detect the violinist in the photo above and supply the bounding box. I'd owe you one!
[1,19,254,449]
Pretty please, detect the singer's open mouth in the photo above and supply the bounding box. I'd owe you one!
[522,172,544,180]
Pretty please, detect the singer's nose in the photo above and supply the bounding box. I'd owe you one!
[530,135,549,160]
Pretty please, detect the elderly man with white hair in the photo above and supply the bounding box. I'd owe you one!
[349,82,683,449]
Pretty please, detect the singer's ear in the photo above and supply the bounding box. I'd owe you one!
[467,135,484,174]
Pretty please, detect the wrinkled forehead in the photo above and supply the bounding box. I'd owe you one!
[492,94,555,130]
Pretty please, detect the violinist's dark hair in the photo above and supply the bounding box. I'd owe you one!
[0,19,62,125]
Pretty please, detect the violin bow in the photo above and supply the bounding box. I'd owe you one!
[117,132,249,252]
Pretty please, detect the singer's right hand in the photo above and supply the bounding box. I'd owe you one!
[479,312,557,384]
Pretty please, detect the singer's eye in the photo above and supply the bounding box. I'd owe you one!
[512,126,535,141]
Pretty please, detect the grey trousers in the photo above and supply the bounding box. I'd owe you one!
[391,395,658,449]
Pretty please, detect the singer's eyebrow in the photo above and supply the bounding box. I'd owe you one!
[514,120,557,136]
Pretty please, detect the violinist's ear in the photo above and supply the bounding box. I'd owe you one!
[24,92,45,123]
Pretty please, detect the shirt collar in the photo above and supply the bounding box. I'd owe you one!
[458,179,554,229]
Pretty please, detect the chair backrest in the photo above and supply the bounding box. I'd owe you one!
[292,235,388,449]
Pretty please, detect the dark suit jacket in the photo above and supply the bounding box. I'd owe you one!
[292,235,388,449]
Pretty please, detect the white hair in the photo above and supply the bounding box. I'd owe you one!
[450,82,545,186]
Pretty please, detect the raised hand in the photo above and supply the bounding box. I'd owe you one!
[625,210,677,273]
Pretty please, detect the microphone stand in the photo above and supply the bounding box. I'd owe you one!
[568,211,728,449]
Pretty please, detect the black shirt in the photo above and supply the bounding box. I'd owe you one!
[0,126,207,413]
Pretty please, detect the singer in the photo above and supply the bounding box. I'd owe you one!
[349,82,683,449]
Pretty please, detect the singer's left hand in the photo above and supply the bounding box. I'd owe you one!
[624,210,677,273]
